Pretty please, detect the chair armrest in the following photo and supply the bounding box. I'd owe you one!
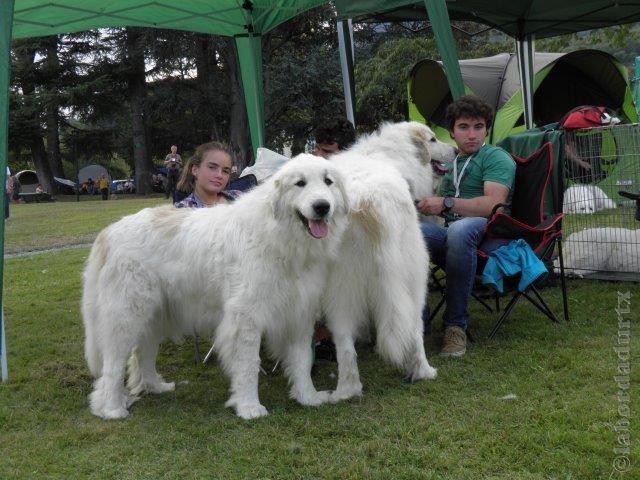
[490,203,510,216]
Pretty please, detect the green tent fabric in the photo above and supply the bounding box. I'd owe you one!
[408,50,639,144]
[11,1,327,39]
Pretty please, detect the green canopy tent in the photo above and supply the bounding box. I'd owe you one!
[408,49,639,143]
[3,1,640,380]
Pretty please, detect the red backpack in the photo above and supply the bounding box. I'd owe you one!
[560,105,616,129]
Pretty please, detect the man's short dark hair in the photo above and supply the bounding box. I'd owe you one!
[445,95,494,131]
[313,118,356,150]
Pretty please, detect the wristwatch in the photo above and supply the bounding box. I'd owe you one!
[442,196,455,213]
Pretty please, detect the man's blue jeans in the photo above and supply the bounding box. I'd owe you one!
[421,217,509,331]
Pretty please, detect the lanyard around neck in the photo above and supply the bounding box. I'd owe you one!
[452,154,474,198]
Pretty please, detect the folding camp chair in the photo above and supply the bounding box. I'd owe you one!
[478,141,569,338]
[429,140,569,339]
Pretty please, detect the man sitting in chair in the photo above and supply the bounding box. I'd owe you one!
[416,95,516,357]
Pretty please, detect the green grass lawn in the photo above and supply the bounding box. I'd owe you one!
[1,199,638,479]
[3,195,167,254]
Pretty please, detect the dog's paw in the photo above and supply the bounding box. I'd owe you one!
[329,384,363,403]
[90,389,130,419]
[295,389,331,407]
[91,404,129,419]
[410,364,438,381]
[234,403,269,420]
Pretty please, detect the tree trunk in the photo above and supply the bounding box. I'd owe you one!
[43,36,65,187]
[15,43,54,192]
[195,34,223,142]
[194,35,215,111]
[30,137,53,193]
[45,109,63,178]
[219,37,252,171]
[125,28,153,194]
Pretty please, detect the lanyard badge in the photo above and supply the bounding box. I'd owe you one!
[452,154,474,198]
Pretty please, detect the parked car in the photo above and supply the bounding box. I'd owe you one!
[111,178,135,194]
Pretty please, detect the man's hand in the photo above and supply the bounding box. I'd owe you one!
[417,182,509,219]
[416,197,444,216]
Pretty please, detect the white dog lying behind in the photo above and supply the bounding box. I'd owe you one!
[324,121,456,402]
[555,227,640,276]
[563,184,616,214]
[82,155,350,420]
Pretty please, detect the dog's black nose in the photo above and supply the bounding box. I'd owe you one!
[313,200,331,217]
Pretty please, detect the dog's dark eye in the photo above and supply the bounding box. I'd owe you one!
[295,180,306,187]
[324,177,333,186]
[429,137,437,142]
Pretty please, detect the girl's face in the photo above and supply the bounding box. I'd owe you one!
[192,150,232,196]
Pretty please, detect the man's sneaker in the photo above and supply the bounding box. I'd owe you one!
[440,326,467,357]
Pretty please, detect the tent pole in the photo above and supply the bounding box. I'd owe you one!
[424,0,464,99]
[634,57,640,119]
[516,35,535,130]
[235,34,265,160]
[0,0,15,382]
[337,19,356,126]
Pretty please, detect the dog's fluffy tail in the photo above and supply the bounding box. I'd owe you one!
[374,299,419,369]
[371,235,428,370]
[82,231,109,377]
[126,348,144,397]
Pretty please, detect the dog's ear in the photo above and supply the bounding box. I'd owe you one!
[329,167,351,215]
[270,175,288,219]
[408,123,432,167]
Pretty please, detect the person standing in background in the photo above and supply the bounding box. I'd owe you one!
[164,145,183,201]
[97,174,109,201]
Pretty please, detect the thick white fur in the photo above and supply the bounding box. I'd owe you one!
[82,155,350,420]
[554,227,640,276]
[324,121,456,402]
[563,184,616,214]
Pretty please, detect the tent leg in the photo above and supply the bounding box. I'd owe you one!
[424,0,464,99]
[337,19,356,126]
[516,35,535,130]
[1,309,7,381]
[235,34,265,159]
[0,0,15,383]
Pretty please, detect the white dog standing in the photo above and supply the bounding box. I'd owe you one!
[82,155,349,420]
[325,121,456,402]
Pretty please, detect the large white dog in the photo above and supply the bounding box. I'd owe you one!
[82,155,350,420]
[555,227,640,276]
[324,121,456,402]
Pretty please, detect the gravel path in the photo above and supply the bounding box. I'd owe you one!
[4,242,93,259]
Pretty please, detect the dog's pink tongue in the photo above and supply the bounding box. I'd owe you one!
[308,219,329,239]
